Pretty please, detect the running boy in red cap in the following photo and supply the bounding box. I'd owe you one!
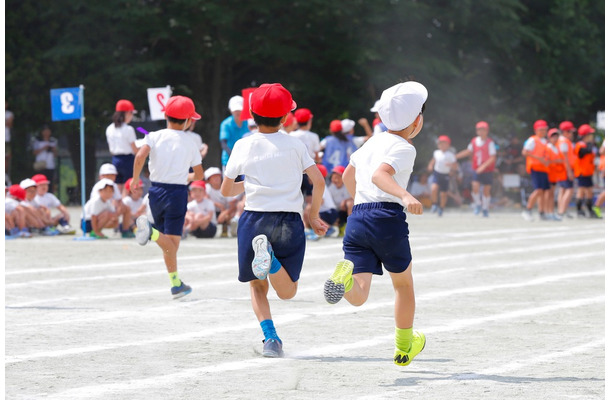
[220,83,328,358]
[427,135,457,216]
[574,124,600,218]
[557,121,577,218]
[323,81,428,366]
[521,120,552,221]
[132,95,204,299]
[456,121,496,217]
[546,128,567,220]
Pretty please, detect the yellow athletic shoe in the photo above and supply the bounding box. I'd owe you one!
[394,330,426,366]
[324,260,354,304]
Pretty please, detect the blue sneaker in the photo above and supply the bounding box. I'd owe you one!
[262,338,284,358]
[325,226,338,238]
[251,234,272,279]
[482,209,489,218]
[438,208,443,217]
[42,226,60,236]
[474,205,482,215]
[171,282,192,299]
[430,204,438,214]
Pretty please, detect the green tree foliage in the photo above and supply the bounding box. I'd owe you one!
[6,0,604,184]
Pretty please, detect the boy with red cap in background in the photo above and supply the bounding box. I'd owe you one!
[132,95,204,299]
[323,81,428,366]
[456,121,497,217]
[122,177,147,231]
[32,173,74,234]
[184,180,217,238]
[320,120,358,174]
[20,178,59,235]
[557,121,577,218]
[521,120,553,221]
[574,124,600,218]
[545,128,567,220]
[427,135,457,216]
[327,165,353,235]
[303,164,339,240]
[220,83,327,358]
[6,184,31,238]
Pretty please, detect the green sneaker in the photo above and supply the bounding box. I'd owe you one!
[324,260,354,304]
[592,206,603,218]
[394,330,426,366]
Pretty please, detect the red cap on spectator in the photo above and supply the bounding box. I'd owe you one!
[330,120,343,133]
[533,120,548,130]
[115,99,135,112]
[165,96,201,120]
[332,165,346,175]
[438,135,451,144]
[476,121,489,130]
[559,121,575,131]
[578,124,595,136]
[317,164,328,178]
[547,128,559,138]
[250,83,297,118]
[294,108,313,123]
[283,112,295,128]
[189,180,207,189]
[124,177,143,192]
[31,174,50,185]
[9,184,26,201]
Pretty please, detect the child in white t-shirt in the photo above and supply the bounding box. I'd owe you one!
[303,164,339,240]
[427,135,458,216]
[6,184,31,238]
[204,167,239,237]
[324,81,427,367]
[20,178,58,235]
[122,177,147,230]
[90,163,134,238]
[327,165,353,234]
[32,174,74,233]
[83,179,119,239]
[184,180,217,238]
[220,83,328,358]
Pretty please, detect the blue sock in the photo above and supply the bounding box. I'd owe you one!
[260,319,281,343]
[269,254,282,275]
[59,217,69,226]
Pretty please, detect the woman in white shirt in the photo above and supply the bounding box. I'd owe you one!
[106,99,138,192]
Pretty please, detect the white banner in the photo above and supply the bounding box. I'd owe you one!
[147,86,172,121]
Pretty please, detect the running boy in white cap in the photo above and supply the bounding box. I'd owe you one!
[132,95,204,299]
[323,81,427,366]
[220,83,328,358]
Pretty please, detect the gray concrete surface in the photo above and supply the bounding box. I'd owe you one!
[5,207,605,399]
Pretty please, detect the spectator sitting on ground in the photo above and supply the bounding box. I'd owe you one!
[6,184,31,238]
[122,177,147,230]
[90,163,134,238]
[184,180,217,238]
[83,178,119,239]
[408,172,432,209]
[326,165,353,234]
[303,164,339,240]
[20,178,58,235]
[32,174,74,234]
[205,167,239,237]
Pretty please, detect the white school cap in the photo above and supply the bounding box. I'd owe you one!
[341,119,355,133]
[204,167,223,180]
[99,163,118,176]
[228,96,244,112]
[377,82,428,131]
[370,100,382,113]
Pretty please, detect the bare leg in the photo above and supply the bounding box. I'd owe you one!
[344,273,373,306]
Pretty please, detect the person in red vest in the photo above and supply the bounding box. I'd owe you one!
[456,121,496,217]
[521,120,555,221]
[574,124,601,218]
[557,121,577,218]
[592,139,604,217]
[545,128,567,220]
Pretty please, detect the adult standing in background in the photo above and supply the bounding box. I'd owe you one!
[31,124,58,192]
[106,99,138,193]
[219,95,249,173]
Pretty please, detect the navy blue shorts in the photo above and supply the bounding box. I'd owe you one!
[432,171,450,192]
[320,209,339,226]
[343,202,412,275]
[531,170,550,190]
[473,171,493,186]
[148,182,188,236]
[191,223,217,238]
[112,154,135,184]
[237,211,305,282]
[80,219,92,233]
[577,175,593,188]
[558,179,574,189]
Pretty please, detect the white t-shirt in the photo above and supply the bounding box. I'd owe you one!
[90,180,122,201]
[122,195,145,215]
[225,131,315,213]
[6,110,14,142]
[32,138,58,169]
[206,183,230,211]
[144,128,202,185]
[84,197,115,220]
[523,136,547,152]
[350,132,416,206]
[433,149,457,174]
[290,129,321,160]
[187,198,217,225]
[5,197,20,214]
[185,130,205,151]
[106,123,136,155]
[319,186,337,213]
[35,193,61,209]
[468,136,497,155]
[327,182,351,207]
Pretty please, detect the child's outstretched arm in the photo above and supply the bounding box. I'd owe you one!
[305,164,329,236]
[343,164,356,199]
[372,163,423,215]
[220,177,244,197]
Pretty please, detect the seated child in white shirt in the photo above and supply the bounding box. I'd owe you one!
[184,180,217,238]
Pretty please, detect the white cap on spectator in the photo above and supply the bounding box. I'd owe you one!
[204,167,223,181]
[19,178,36,189]
[377,82,428,131]
[341,119,356,133]
[228,96,244,112]
[99,163,118,176]
[370,100,382,113]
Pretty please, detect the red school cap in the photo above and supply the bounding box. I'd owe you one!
[331,165,346,175]
[559,121,575,131]
[165,96,201,120]
[31,174,50,185]
[547,128,559,138]
[250,83,297,118]
[475,121,489,130]
[9,184,26,201]
[330,120,343,133]
[294,108,313,123]
[189,180,207,189]
[317,164,328,178]
[115,99,136,112]
[437,135,451,144]
[124,177,143,192]
[578,124,595,136]
[533,120,548,130]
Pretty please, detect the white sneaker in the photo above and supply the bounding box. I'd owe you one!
[521,210,534,222]
[135,216,152,245]
[251,234,271,280]
[229,216,239,237]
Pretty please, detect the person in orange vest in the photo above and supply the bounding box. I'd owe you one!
[557,121,577,218]
[574,124,601,218]
[545,128,567,220]
[521,120,555,221]
[456,121,496,217]
[592,139,604,217]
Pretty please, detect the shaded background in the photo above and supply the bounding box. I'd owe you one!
[5,0,605,197]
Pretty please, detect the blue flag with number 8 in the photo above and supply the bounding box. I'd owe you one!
[50,87,81,121]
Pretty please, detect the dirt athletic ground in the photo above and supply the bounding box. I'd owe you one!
[5,206,605,399]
